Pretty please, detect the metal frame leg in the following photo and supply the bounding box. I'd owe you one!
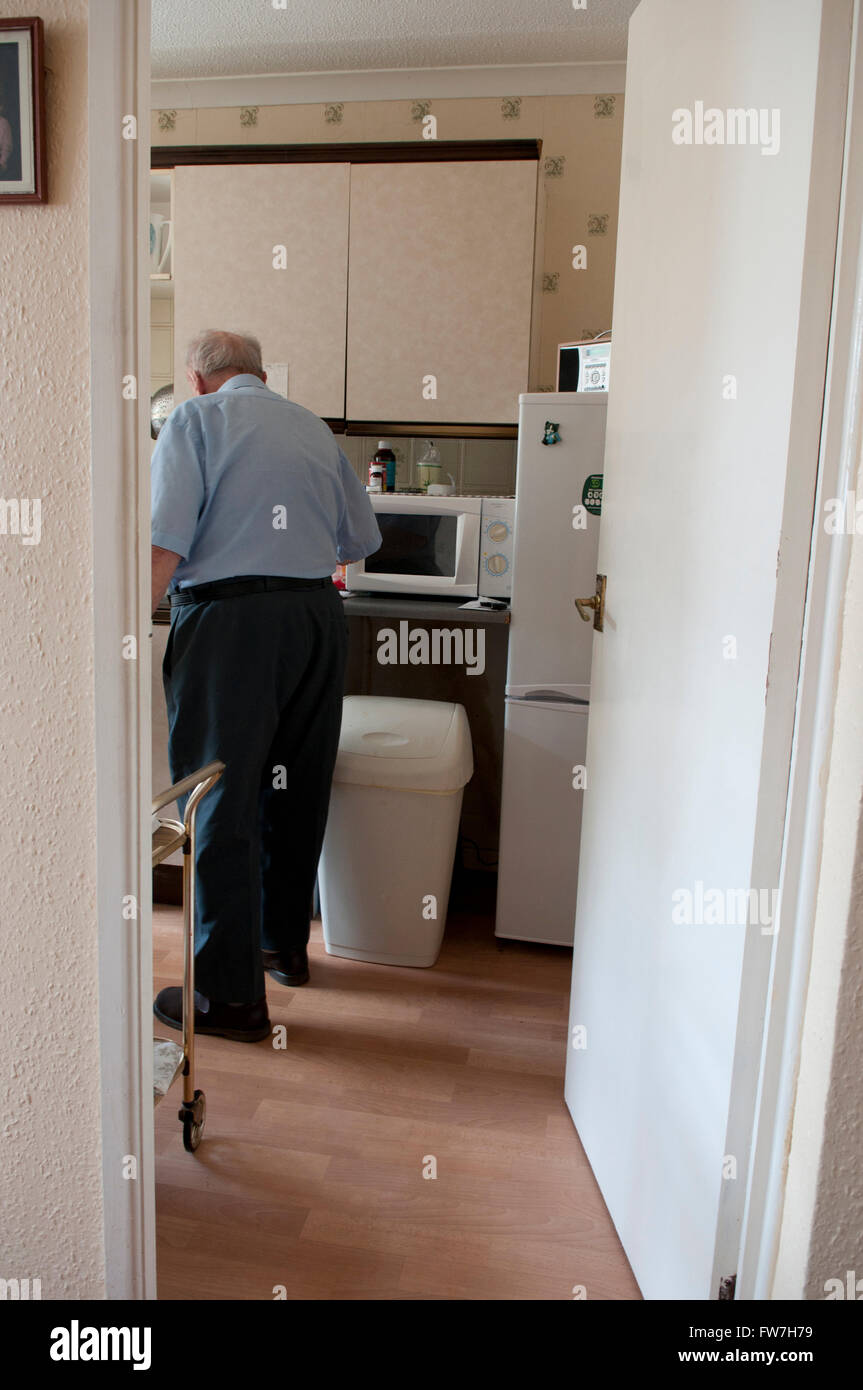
[155,762,223,1152]
[182,835,195,1107]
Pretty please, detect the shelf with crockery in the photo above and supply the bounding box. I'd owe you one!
[150,169,173,285]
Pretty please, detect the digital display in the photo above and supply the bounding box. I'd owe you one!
[365,513,458,577]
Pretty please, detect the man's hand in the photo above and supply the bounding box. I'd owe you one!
[152,546,182,617]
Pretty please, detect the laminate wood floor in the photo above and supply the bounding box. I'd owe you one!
[153,896,641,1301]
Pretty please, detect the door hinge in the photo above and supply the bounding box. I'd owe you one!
[718,1274,737,1300]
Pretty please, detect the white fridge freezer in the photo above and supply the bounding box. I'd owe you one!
[495,392,606,945]
[496,698,590,945]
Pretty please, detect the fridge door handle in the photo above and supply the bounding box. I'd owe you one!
[574,574,606,631]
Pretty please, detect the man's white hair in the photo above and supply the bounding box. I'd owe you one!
[186,330,264,379]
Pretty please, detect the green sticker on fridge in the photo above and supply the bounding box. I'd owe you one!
[582,474,603,516]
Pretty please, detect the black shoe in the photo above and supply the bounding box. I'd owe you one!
[262,947,310,986]
[153,987,271,1043]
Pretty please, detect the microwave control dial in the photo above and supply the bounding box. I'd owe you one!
[484,553,509,577]
[486,520,510,543]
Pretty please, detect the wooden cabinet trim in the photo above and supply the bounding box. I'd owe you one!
[152,140,541,168]
[343,421,518,439]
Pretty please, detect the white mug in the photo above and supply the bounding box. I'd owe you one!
[149,214,173,274]
[427,475,455,496]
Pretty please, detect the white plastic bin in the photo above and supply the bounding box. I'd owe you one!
[319,696,473,967]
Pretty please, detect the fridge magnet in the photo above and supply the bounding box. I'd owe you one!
[542,421,561,446]
[582,474,603,515]
[0,18,46,204]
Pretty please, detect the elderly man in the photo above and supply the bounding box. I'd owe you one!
[151,330,380,1042]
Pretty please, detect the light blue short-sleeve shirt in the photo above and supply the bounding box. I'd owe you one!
[151,374,381,588]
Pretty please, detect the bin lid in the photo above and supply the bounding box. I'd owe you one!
[334,696,473,792]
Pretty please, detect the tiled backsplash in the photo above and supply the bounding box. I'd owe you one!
[339,434,516,496]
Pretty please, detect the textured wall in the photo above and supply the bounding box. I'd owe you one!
[151,90,625,389]
[0,1,105,1297]
[806,809,863,1297]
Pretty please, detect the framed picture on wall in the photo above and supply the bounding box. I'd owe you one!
[0,18,46,204]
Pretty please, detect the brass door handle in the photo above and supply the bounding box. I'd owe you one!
[575,574,606,632]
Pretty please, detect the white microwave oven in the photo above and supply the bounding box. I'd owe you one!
[346,494,515,600]
[557,337,611,392]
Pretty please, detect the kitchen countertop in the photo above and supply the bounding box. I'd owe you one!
[340,593,510,624]
[154,594,510,626]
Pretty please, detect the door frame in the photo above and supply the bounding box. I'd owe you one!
[91,0,156,1299]
[94,0,862,1301]
[717,0,863,1300]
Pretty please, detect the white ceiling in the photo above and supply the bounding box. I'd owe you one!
[151,0,639,81]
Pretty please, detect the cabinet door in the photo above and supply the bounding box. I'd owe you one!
[346,161,538,424]
[173,163,350,418]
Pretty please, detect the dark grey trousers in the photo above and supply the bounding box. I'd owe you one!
[163,582,348,1002]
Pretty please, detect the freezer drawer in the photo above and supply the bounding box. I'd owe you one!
[494,699,589,946]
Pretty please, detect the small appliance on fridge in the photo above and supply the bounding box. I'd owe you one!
[495,392,607,946]
[557,336,612,392]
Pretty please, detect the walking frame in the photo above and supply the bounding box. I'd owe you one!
[151,760,225,1152]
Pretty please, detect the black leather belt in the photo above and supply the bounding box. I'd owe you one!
[169,574,332,606]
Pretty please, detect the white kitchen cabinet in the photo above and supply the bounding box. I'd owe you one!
[172,163,351,419]
[346,160,538,424]
[150,324,173,379]
[150,288,173,404]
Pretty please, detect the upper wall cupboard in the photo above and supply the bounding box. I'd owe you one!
[170,156,538,425]
[173,162,351,420]
[346,160,537,425]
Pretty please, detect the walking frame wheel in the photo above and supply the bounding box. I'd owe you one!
[179,1089,206,1152]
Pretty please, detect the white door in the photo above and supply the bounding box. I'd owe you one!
[565,0,851,1299]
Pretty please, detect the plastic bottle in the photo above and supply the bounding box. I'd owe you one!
[417,439,442,492]
[374,440,396,493]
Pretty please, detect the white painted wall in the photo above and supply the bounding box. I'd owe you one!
[0,0,105,1297]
